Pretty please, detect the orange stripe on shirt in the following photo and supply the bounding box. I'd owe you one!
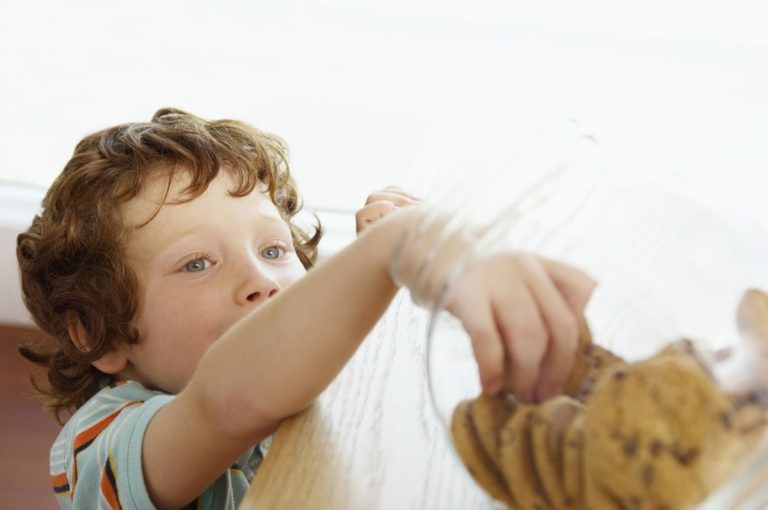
[51,472,70,494]
[73,401,141,454]
[71,400,141,496]
[100,455,121,510]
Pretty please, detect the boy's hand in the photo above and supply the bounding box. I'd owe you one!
[356,186,421,235]
[389,207,595,403]
[443,253,596,403]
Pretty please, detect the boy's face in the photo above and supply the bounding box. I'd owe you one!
[115,170,307,393]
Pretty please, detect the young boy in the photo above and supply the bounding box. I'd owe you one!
[17,108,595,509]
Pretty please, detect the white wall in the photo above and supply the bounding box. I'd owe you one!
[2,1,767,208]
[0,184,42,325]
[2,1,767,324]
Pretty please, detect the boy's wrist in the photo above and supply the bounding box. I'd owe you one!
[373,204,470,306]
[356,204,424,290]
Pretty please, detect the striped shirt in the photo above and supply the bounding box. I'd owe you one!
[50,380,263,509]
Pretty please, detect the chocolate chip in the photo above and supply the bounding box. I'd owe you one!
[649,440,663,456]
[732,391,760,408]
[733,389,768,409]
[669,443,698,465]
[720,412,733,430]
[675,338,695,354]
[641,464,655,485]
[624,436,639,457]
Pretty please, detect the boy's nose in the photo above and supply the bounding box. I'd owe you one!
[235,263,281,306]
[241,285,279,305]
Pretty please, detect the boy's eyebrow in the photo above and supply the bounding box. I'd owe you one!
[153,214,291,256]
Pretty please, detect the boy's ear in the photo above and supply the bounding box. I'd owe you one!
[67,315,128,375]
[737,289,768,347]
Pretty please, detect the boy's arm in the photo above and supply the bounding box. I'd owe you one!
[141,205,595,509]
[141,207,414,508]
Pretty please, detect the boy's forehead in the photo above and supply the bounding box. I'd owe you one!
[121,170,275,232]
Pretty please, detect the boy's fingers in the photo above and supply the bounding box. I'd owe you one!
[540,257,597,314]
[493,287,548,402]
[355,201,398,233]
[455,296,505,395]
[521,258,579,401]
[364,191,419,207]
[535,323,579,402]
[357,200,398,218]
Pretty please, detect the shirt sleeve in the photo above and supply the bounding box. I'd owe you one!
[116,394,174,509]
[67,389,173,510]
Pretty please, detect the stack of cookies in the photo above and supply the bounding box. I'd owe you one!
[451,305,768,509]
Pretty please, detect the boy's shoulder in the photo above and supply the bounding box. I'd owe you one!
[50,380,174,508]
[56,380,171,448]
[50,379,262,509]
[66,380,169,428]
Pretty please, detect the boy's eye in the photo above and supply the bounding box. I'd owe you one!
[261,246,284,260]
[184,258,213,272]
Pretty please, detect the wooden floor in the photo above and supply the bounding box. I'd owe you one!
[0,324,60,510]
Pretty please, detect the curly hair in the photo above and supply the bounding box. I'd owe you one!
[17,108,322,423]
